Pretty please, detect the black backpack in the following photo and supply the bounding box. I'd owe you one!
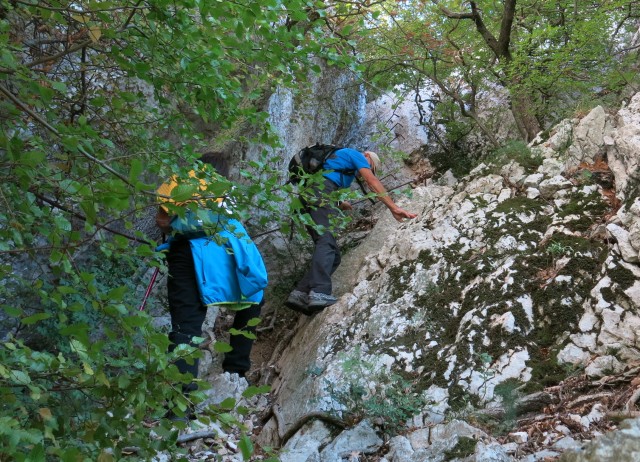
[287,143,375,203]
[288,143,341,184]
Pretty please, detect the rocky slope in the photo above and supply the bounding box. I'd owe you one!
[241,93,640,461]
[168,92,640,462]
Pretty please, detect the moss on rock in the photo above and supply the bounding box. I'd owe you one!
[444,436,478,460]
[609,264,636,290]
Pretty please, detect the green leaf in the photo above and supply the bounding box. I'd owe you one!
[229,328,256,340]
[0,49,17,69]
[238,434,254,459]
[27,443,46,461]
[171,184,198,202]
[213,341,233,353]
[57,286,78,295]
[129,158,143,183]
[58,317,86,331]
[2,305,22,317]
[10,370,31,385]
[82,361,94,375]
[118,374,131,388]
[123,315,147,328]
[70,339,89,359]
[218,397,236,409]
[106,286,127,301]
[53,215,72,232]
[242,384,270,399]
[80,200,97,224]
[52,81,67,92]
[19,150,46,167]
[21,312,51,325]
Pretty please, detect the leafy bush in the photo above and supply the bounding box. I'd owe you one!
[483,140,543,173]
[0,308,192,459]
[0,0,360,458]
[326,350,427,435]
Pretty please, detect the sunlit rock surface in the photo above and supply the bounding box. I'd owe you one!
[254,94,640,461]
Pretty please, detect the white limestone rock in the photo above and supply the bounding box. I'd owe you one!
[279,420,333,462]
[509,432,528,444]
[409,386,449,426]
[606,223,639,263]
[526,187,541,199]
[609,94,640,201]
[548,119,576,151]
[429,419,488,442]
[259,96,640,452]
[523,173,545,188]
[565,106,614,171]
[560,416,640,462]
[538,158,565,177]
[438,169,458,187]
[558,344,591,365]
[385,435,414,462]
[472,442,516,461]
[319,420,383,461]
[500,161,527,186]
[585,355,624,378]
[539,175,574,199]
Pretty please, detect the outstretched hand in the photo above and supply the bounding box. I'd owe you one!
[391,207,418,222]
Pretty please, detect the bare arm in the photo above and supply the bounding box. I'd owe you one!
[358,168,417,222]
[156,206,172,234]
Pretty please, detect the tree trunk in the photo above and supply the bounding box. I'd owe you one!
[511,91,541,142]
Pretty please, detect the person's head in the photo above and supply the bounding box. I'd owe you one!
[199,151,230,179]
[364,151,381,175]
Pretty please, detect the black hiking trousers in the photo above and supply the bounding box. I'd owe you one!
[167,239,261,390]
[295,177,342,295]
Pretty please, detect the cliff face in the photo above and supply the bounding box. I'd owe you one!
[253,93,640,461]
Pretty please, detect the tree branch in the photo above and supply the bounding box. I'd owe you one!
[468,1,501,57]
[0,83,158,198]
[25,39,93,70]
[431,0,474,19]
[496,0,516,57]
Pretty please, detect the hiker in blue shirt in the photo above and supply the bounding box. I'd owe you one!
[286,148,416,315]
[156,153,267,415]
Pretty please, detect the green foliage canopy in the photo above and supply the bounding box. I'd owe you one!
[357,0,640,142]
[0,0,356,458]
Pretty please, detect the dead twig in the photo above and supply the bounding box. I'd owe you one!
[177,430,218,444]
[257,306,278,332]
[625,387,640,413]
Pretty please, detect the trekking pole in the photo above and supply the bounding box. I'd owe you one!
[139,267,160,311]
[139,233,166,311]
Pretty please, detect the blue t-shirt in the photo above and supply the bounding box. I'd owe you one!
[323,148,370,188]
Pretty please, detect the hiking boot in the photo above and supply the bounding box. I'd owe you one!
[305,305,327,316]
[285,290,309,314]
[308,291,338,309]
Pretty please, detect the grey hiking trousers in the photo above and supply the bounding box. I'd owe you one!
[295,178,341,295]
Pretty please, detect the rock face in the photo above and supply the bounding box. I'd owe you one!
[609,95,640,202]
[559,417,640,462]
[225,61,368,183]
[256,94,640,460]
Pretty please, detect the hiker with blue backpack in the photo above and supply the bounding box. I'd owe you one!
[286,146,417,316]
[156,153,267,416]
